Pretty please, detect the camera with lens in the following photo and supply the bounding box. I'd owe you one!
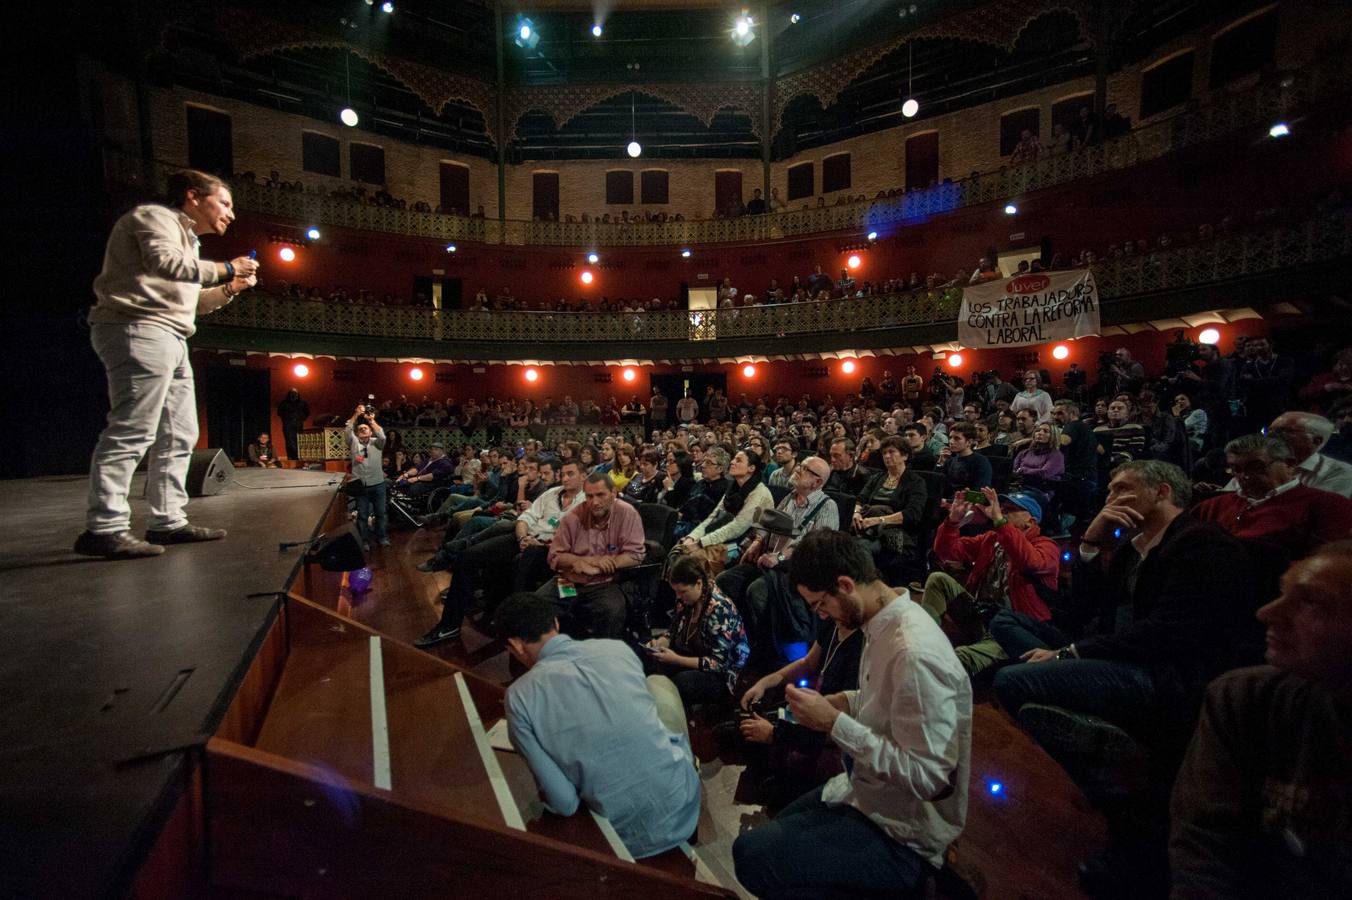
[363,393,377,416]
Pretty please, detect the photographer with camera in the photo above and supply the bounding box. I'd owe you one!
[346,403,389,549]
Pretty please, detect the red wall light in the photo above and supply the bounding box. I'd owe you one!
[580,270,594,285]
[841,359,857,374]
[292,362,310,377]
[1052,345,1070,360]
[524,367,539,382]
[847,254,862,270]
[742,364,757,378]
[409,367,424,381]
[947,353,964,369]
[278,247,296,262]
[622,367,637,382]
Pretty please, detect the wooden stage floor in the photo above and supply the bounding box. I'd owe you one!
[0,468,344,899]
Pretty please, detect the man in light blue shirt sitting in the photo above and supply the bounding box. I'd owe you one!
[496,592,700,859]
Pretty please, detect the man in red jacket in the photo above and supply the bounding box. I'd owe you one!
[1194,433,1352,560]
[920,486,1061,674]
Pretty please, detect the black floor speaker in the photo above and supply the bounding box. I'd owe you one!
[304,523,367,572]
[187,448,234,497]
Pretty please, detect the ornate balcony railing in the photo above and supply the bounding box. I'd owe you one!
[203,212,1352,348]
[105,58,1346,249]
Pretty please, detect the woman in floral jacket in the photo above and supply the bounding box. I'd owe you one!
[647,553,750,707]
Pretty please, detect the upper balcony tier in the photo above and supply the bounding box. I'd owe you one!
[110,57,1346,250]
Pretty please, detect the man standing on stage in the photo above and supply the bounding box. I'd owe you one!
[75,170,258,559]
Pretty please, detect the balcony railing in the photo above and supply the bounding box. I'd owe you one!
[203,211,1352,347]
[105,58,1346,249]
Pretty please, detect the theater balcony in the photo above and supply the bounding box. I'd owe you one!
[193,209,1352,364]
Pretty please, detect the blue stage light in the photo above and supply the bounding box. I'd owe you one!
[306,227,321,241]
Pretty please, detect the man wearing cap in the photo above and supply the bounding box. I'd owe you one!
[920,486,1060,675]
[717,456,839,661]
[394,441,455,501]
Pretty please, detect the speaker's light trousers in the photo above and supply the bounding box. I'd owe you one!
[86,322,197,534]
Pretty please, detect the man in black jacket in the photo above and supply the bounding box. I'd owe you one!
[994,460,1251,732]
[993,459,1254,895]
[825,437,876,498]
[277,389,309,461]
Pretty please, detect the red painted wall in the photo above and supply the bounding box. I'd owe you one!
[202,122,1352,307]
[192,318,1272,450]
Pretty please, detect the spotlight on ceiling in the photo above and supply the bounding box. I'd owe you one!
[339,107,359,127]
[901,97,919,118]
[790,13,801,24]
[306,227,321,241]
[381,1,393,13]
[867,230,878,241]
[515,18,540,49]
[445,244,457,253]
[627,140,642,158]
[732,14,755,46]
[592,24,603,38]
[1004,203,1018,215]
[680,249,692,258]
[587,252,599,264]
[1268,122,1290,138]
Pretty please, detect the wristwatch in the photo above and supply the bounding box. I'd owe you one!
[1056,644,1078,660]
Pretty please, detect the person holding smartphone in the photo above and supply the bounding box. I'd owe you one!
[919,486,1061,675]
[644,553,749,709]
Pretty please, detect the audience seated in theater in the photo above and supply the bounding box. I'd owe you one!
[676,450,772,576]
[719,604,863,813]
[1168,541,1352,899]
[533,471,644,639]
[415,460,581,646]
[246,432,278,468]
[658,448,696,512]
[644,554,750,709]
[1193,434,1352,559]
[938,422,994,496]
[732,531,971,898]
[716,455,837,665]
[620,448,664,505]
[495,592,700,860]
[1252,411,1352,498]
[824,437,875,496]
[1012,422,1065,489]
[993,461,1254,896]
[1298,347,1352,414]
[850,436,928,584]
[924,487,1060,676]
[393,441,454,499]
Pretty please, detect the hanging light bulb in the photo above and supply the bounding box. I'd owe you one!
[901,43,919,118]
[626,91,642,158]
[339,54,358,127]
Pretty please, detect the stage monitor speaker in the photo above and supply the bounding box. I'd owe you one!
[305,523,367,572]
[187,448,234,497]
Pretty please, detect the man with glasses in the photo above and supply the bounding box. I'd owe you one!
[733,530,971,898]
[717,457,839,652]
[767,440,799,489]
[1194,434,1352,559]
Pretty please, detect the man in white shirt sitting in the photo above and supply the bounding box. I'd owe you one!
[1264,412,1352,498]
[732,530,971,897]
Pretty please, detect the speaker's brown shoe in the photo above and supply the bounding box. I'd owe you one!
[73,530,166,559]
[146,524,227,544]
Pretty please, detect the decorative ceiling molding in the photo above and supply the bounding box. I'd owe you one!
[504,82,763,142]
[771,0,1089,134]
